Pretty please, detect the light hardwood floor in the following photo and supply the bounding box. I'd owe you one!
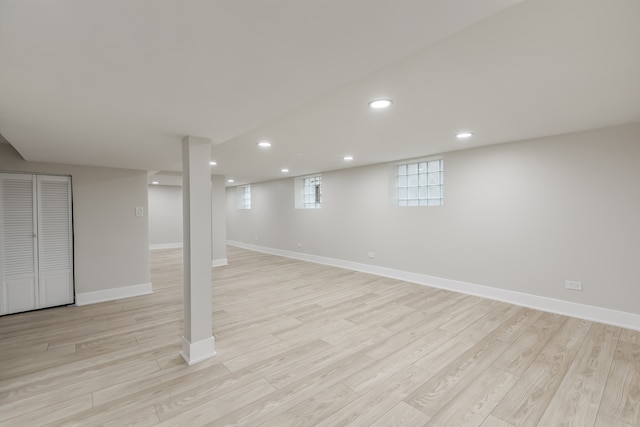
[1,246,639,426]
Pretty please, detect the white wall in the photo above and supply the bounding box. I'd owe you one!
[148,185,183,248]
[226,123,640,317]
[211,175,227,263]
[0,143,150,296]
[147,176,227,263]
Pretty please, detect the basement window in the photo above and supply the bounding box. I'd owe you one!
[295,174,322,209]
[396,159,443,206]
[237,185,251,209]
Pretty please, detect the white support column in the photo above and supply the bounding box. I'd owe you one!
[180,135,215,365]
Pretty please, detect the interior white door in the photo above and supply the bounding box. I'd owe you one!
[0,173,73,315]
[0,173,39,315]
[36,175,73,309]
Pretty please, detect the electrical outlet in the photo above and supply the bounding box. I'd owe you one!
[565,280,583,291]
[135,207,144,217]
[367,252,375,258]
[297,242,302,248]
[254,235,258,241]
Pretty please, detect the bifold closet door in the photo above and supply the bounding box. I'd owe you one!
[36,175,73,309]
[0,173,39,315]
[0,173,73,315]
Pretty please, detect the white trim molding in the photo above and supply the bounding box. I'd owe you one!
[228,240,640,331]
[211,258,228,268]
[180,336,216,366]
[76,283,153,306]
[150,242,183,250]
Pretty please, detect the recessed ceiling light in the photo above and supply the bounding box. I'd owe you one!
[209,161,217,166]
[227,179,234,183]
[151,181,159,185]
[281,168,289,173]
[368,99,392,109]
[257,141,271,148]
[456,132,474,139]
[343,155,354,161]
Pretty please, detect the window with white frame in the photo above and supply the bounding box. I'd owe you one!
[294,174,322,209]
[237,185,251,209]
[396,159,443,206]
[303,175,322,208]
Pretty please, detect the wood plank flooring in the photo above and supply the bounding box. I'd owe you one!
[1,246,639,426]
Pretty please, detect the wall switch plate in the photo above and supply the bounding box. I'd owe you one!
[135,207,144,217]
[297,242,302,248]
[565,280,583,291]
[367,252,375,258]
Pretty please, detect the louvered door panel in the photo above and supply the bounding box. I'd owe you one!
[37,175,73,308]
[0,173,38,315]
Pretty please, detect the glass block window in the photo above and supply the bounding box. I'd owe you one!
[238,185,251,209]
[397,159,443,206]
[303,175,322,209]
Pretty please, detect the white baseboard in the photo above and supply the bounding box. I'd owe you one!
[228,240,640,331]
[212,258,228,268]
[76,283,153,306]
[180,336,216,366]
[150,242,183,250]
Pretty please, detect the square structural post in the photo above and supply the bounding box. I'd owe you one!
[181,135,215,365]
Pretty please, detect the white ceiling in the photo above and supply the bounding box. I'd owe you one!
[1,0,639,186]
